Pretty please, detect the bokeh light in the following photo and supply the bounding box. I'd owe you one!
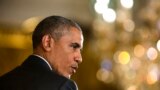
[146,47,158,60]
[134,44,145,58]
[96,68,114,83]
[129,58,141,70]
[102,8,116,23]
[156,40,160,51]
[123,19,135,32]
[94,0,110,14]
[94,0,116,23]
[118,51,130,65]
[127,85,137,90]
[101,59,112,71]
[120,0,134,9]
[146,64,159,85]
[22,17,41,33]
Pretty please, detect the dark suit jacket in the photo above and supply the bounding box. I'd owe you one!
[0,55,78,90]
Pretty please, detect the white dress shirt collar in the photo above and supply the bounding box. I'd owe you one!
[33,54,52,70]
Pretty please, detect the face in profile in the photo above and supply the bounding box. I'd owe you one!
[49,27,83,78]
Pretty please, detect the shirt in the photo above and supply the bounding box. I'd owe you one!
[33,54,52,70]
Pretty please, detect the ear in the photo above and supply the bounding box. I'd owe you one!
[41,35,54,51]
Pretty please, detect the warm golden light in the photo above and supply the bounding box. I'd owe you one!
[123,19,135,32]
[127,85,137,90]
[0,34,30,49]
[96,68,114,83]
[146,64,159,85]
[118,51,130,65]
[22,17,41,33]
[134,44,145,58]
[129,58,141,70]
[146,72,158,85]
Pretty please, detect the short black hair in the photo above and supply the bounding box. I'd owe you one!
[32,15,82,49]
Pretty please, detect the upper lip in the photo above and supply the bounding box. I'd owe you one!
[72,65,78,70]
[71,64,78,70]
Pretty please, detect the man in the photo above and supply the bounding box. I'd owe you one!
[0,15,84,90]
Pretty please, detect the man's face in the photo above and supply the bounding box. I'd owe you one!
[49,27,83,78]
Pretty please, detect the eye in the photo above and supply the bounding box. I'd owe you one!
[70,43,80,49]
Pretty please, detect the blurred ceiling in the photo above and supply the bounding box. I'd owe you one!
[0,0,94,25]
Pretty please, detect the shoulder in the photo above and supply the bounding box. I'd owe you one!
[59,79,78,90]
[0,55,78,90]
[47,71,78,90]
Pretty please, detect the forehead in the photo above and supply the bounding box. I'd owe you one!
[59,28,83,47]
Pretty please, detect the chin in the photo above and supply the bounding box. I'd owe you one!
[60,73,71,79]
[64,74,71,79]
[66,75,71,79]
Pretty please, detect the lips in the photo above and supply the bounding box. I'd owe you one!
[71,65,78,74]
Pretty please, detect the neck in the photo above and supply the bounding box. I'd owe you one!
[33,46,52,69]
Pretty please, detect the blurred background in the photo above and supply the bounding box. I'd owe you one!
[0,0,160,90]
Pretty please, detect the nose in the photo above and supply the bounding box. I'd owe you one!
[74,51,82,64]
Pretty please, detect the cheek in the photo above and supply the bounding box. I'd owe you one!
[57,50,72,64]
[61,54,75,69]
[59,54,73,71]
[56,45,75,64]
[61,46,74,60]
[63,53,74,63]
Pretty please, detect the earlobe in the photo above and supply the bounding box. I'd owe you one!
[42,35,53,51]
